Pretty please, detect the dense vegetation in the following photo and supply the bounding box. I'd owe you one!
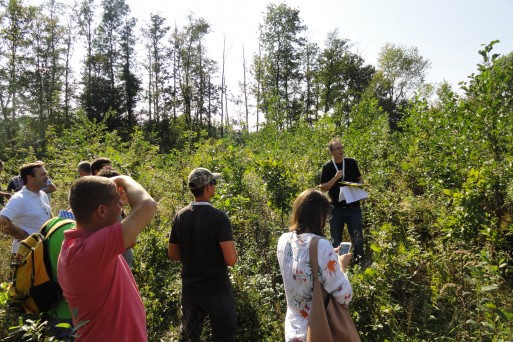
[1,0,513,341]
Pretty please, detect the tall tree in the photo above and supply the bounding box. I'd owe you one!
[0,0,37,142]
[81,0,132,131]
[301,41,319,122]
[179,14,212,129]
[62,1,77,123]
[317,29,374,127]
[119,12,141,128]
[254,3,306,129]
[167,23,182,121]
[142,13,170,123]
[28,0,67,147]
[242,44,249,132]
[77,0,95,118]
[374,42,430,129]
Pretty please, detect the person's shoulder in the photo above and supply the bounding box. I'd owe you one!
[278,231,293,242]
[321,160,333,168]
[6,190,24,203]
[345,157,359,165]
[202,205,229,221]
[318,237,333,248]
[214,206,230,218]
[277,231,293,248]
[175,204,193,216]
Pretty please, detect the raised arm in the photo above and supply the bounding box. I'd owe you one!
[320,169,343,192]
[43,181,57,194]
[113,176,157,249]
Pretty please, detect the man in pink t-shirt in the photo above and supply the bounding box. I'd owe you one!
[58,175,157,341]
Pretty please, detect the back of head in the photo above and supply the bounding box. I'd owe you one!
[188,167,220,197]
[20,161,45,184]
[290,189,331,235]
[78,161,91,176]
[90,157,112,175]
[96,168,120,178]
[69,176,116,224]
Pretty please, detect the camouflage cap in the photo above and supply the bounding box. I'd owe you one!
[188,167,221,190]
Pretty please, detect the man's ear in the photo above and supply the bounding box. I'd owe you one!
[96,204,106,219]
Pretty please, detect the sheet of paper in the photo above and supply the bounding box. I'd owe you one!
[339,186,368,203]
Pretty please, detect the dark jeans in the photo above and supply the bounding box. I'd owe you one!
[329,205,364,262]
[180,292,237,342]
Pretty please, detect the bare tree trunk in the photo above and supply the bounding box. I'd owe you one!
[64,14,74,124]
[256,45,262,132]
[198,43,204,126]
[208,74,212,134]
[242,45,249,132]
[147,50,153,122]
[220,35,226,137]
[224,87,229,130]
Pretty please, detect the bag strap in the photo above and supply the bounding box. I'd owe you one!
[307,236,334,342]
[309,236,331,306]
[309,236,320,283]
[40,218,75,239]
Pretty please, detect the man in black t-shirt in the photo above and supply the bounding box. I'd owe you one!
[320,138,365,263]
[168,167,237,341]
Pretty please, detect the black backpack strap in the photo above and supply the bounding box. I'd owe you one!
[40,218,75,238]
[41,218,75,286]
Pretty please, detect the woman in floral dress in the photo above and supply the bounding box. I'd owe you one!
[277,189,353,341]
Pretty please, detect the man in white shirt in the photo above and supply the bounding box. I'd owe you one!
[0,161,52,253]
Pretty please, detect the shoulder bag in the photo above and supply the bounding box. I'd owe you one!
[307,236,360,342]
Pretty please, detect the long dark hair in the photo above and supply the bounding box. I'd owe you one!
[289,189,331,236]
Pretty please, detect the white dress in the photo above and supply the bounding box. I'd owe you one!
[276,232,352,342]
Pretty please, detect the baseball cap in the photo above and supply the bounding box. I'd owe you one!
[188,167,221,190]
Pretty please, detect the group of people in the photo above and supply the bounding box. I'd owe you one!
[0,137,365,341]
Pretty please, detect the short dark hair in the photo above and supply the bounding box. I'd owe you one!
[191,186,206,197]
[20,161,45,183]
[90,157,112,175]
[289,189,331,236]
[97,168,120,178]
[69,176,117,223]
[78,161,91,174]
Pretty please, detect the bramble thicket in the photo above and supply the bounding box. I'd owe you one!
[0,1,512,340]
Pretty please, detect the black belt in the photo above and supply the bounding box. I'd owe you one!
[334,202,360,208]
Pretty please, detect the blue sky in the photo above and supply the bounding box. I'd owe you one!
[126,0,513,92]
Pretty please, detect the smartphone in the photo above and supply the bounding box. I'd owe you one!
[338,242,352,255]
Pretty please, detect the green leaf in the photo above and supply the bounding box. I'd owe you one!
[480,284,498,292]
[370,244,382,252]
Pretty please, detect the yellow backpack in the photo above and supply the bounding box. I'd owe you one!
[7,218,74,314]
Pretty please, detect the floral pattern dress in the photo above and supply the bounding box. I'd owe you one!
[276,232,352,342]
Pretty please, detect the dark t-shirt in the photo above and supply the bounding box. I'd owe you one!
[169,203,234,296]
[7,176,23,192]
[320,158,361,207]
